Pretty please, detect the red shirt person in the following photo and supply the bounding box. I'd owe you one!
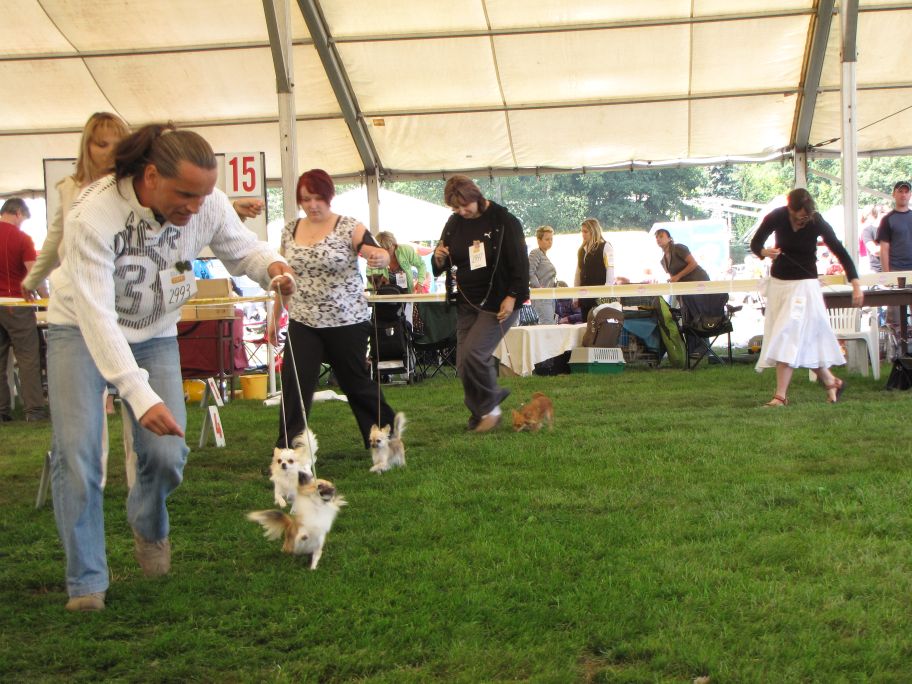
[0,198,47,421]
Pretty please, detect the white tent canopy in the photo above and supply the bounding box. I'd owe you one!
[3,1,912,196]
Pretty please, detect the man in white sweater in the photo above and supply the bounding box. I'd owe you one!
[48,124,295,612]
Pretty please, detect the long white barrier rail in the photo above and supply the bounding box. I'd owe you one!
[3,272,911,309]
[363,271,912,304]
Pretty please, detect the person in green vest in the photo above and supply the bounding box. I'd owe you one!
[367,231,429,293]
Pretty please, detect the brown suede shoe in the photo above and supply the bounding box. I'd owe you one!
[133,531,171,577]
[65,592,106,612]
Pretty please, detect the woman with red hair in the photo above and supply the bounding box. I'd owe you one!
[273,169,399,450]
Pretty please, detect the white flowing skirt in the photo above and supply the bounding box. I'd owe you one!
[755,277,845,371]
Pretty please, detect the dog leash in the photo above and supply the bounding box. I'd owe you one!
[442,248,517,371]
[268,273,317,478]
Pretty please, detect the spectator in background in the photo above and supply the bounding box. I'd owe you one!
[574,218,614,323]
[367,230,429,293]
[877,180,912,274]
[21,112,132,489]
[860,204,882,273]
[877,180,912,333]
[528,225,558,324]
[554,280,583,324]
[0,198,47,422]
[23,112,130,296]
[654,227,727,357]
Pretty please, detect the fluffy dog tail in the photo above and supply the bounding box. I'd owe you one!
[392,412,407,438]
[292,428,318,461]
[247,509,294,542]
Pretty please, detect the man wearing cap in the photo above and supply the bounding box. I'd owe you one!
[876,180,912,334]
[876,180,912,273]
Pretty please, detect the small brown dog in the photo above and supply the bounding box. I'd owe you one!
[511,392,554,432]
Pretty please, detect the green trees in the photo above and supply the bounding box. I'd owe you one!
[388,167,706,234]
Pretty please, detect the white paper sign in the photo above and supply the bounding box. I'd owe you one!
[206,377,224,407]
[208,406,226,447]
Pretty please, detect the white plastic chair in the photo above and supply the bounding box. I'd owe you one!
[828,307,881,380]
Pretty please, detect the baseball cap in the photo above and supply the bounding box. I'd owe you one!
[894,180,911,192]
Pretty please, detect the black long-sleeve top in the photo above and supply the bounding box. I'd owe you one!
[750,206,858,281]
[432,200,530,312]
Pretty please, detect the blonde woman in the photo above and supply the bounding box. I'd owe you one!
[23,113,130,295]
[573,218,615,322]
[528,225,558,324]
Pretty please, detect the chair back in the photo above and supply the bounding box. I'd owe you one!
[828,307,860,333]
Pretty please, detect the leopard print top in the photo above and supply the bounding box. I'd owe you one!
[283,215,369,327]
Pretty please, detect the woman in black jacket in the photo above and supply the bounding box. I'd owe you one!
[432,175,529,432]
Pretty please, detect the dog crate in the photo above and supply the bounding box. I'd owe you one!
[569,347,625,374]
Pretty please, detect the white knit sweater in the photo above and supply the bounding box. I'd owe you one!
[49,174,284,418]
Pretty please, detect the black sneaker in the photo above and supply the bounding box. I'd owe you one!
[0,414,11,423]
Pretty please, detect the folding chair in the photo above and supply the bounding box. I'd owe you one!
[681,299,740,370]
[413,302,458,380]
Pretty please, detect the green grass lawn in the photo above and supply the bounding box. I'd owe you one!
[2,363,911,682]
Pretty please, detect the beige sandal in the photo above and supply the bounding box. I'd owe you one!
[763,394,788,407]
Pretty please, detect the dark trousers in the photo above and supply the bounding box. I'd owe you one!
[0,306,45,416]
[455,301,518,420]
[277,319,395,450]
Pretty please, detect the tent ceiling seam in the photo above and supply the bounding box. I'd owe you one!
[0,41,317,63]
[481,0,518,170]
[330,9,813,43]
[35,0,121,121]
[360,88,803,119]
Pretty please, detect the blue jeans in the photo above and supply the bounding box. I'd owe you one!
[47,326,189,598]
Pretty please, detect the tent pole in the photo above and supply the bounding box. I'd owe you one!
[840,0,859,264]
[794,150,808,189]
[366,169,380,234]
[263,0,298,395]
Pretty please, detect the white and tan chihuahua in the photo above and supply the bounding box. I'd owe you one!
[270,429,318,508]
[368,412,407,474]
[247,472,346,570]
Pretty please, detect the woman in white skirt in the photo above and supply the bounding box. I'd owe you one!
[750,188,864,406]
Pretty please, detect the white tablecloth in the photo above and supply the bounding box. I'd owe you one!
[493,323,587,377]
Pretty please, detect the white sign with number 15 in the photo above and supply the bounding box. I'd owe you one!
[224,152,261,197]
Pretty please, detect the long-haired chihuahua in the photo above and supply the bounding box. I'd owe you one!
[247,473,346,570]
[368,412,407,474]
[270,429,318,508]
